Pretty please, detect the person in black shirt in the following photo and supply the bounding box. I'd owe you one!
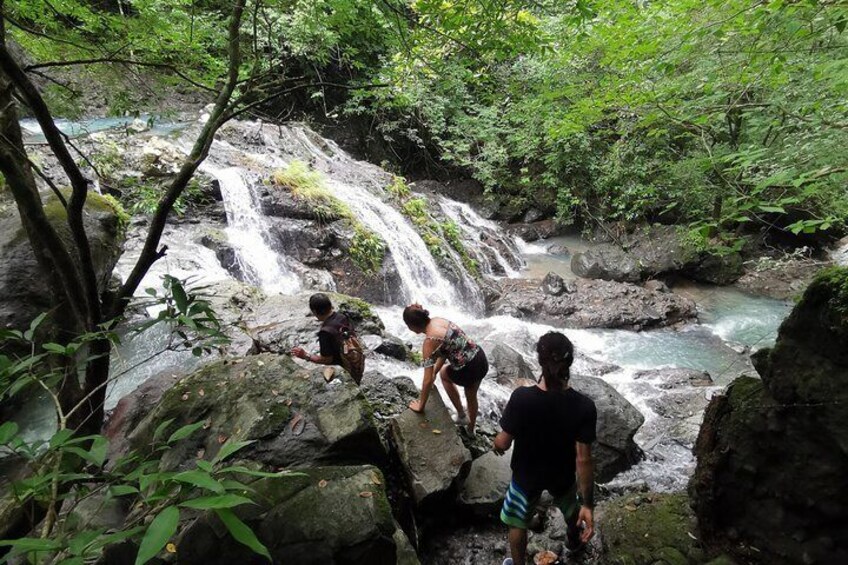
[494,331,597,565]
[290,293,360,383]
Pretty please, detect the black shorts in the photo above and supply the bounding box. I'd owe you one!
[445,348,489,387]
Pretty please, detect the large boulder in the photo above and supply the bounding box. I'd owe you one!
[690,267,848,564]
[174,466,417,565]
[570,376,645,483]
[571,243,642,283]
[108,354,385,470]
[390,386,472,505]
[0,192,125,333]
[491,278,697,330]
[488,343,535,386]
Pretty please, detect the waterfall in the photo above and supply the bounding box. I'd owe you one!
[438,197,523,277]
[266,126,472,310]
[201,162,300,295]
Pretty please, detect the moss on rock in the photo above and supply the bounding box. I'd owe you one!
[598,492,705,565]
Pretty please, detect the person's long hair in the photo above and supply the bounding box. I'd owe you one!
[536,331,574,391]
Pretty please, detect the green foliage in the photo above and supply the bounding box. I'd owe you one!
[386,175,411,200]
[118,176,209,218]
[349,225,387,274]
[271,160,351,222]
[100,194,130,236]
[0,279,294,564]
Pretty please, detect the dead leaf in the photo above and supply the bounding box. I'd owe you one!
[625,504,637,512]
[257,360,265,367]
[217,434,228,444]
[196,449,205,459]
[431,429,442,435]
[318,479,328,488]
[358,491,373,498]
[198,388,205,397]
[418,422,429,429]
[370,473,382,486]
[166,543,177,554]
[271,389,279,396]
[285,399,292,406]
[290,413,306,436]
[181,393,190,401]
[202,419,212,430]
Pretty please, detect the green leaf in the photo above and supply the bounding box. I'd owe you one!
[0,537,62,551]
[215,508,271,561]
[24,312,49,341]
[0,421,19,444]
[180,494,254,510]
[172,470,225,493]
[167,421,205,444]
[152,418,175,442]
[50,428,75,448]
[134,506,179,565]
[196,459,214,472]
[212,440,255,464]
[42,343,69,355]
[172,282,189,314]
[758,205,786,214]
[109,485,140,497]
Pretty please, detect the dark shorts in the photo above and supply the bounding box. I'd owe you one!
[445,348,488,388]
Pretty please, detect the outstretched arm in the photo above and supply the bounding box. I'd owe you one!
[290,347,333,365]
[576,441,595,542]
[409,338,440,412]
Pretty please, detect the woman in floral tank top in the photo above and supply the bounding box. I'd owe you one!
[403,304,490,433]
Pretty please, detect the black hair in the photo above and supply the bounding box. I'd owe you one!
[402,304,431,331]
[309,293,333,316]
[536,331,574,391]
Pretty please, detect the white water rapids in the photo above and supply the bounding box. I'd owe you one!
[17,117,796,492]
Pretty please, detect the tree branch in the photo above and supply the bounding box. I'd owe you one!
[112,0,248,313]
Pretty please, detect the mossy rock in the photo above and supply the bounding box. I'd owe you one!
[174,465,416,565]
[124,354,385,471]
[597,492,705,565]
[0,191,125,335]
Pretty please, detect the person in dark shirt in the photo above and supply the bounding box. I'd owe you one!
[290,293,360,383]
[494,331,597,565]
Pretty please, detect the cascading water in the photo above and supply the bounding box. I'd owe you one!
[201,160,300,295]
[438,197,523,278]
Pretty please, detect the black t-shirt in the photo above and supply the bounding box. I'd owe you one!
[500,385,597,492]
[318,312,349,365]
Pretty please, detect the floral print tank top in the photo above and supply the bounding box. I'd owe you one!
[424,322,480,370]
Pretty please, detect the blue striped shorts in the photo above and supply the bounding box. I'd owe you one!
[500,478,579,529]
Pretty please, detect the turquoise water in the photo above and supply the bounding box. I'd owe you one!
[20,115,185,142]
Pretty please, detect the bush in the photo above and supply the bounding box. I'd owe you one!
[271,160,351,222]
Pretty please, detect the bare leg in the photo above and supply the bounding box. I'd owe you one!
[439,366,466,417]
[464,381,480,433]
[508,527,527,564]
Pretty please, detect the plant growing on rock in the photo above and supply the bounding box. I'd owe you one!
[271,160,352,222]
[349,225,387,274]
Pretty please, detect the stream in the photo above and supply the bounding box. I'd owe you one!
[14,117,796,495]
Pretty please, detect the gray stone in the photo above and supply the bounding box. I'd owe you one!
[0,192,125,333]
[110,354,385,471]
[491,278,697,330]
[489,343,535,386]
[542,272,567,296]
[175,465,412,565]
[374,335,410,361]
[571,243,641,283]
[458,448,513,512]
[390,387,472,505]
[570,375,644,482]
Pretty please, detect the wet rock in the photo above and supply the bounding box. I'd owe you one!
[523,208,545,223]
[0,192,125,337]
[643,279,670,293]
[359,373,418,423]
[389,387,472,505]
[111,354,385,470]
[542,272,571,296]
[546,244,569,255]
[374,335,410,361]
[597,492,706,565]
[633,368,714,389]
[135,136,185,176]
[199,229,246,281]
[458,448,513,513]
[570,375,645,482]
[734,256,830,300]
[491,278,697,330]
[175,465,415,565]
[683,252,744,286]
[571,243,642,283]
[507,223,541,242]
[489,343,535,385]
[572,352,621,377]
[690,267,848,565]
[237,292,384,356]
